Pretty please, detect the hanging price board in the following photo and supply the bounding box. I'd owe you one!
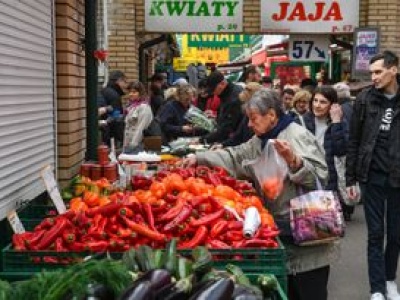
[7,210,25,234]
[41,165,66,214]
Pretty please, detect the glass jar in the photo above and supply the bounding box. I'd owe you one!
[103,162,118,182]
[80,163,93,178]
[91,164,103,180]
[97,144,109,165]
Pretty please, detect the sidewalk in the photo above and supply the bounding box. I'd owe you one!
[328,205,400,299]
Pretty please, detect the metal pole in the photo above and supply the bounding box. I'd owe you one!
[85,0,98,161]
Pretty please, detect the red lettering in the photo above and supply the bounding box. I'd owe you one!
[272,2,289,21]
[288,2,307,21]
[323,2,343,21]
[308,2,324,21]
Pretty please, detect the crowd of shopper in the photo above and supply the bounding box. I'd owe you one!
[97,50,400,300]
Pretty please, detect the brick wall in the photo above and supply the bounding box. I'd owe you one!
[55,0,86,187]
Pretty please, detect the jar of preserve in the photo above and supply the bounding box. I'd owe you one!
[97,144,109,165]
[91,164,103,180]
[103,162,118,182]
[80,162,93,178]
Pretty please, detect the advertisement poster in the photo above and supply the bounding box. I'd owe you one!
[260,0,359,33]
[352,27,380,77]
[145,0,243,33]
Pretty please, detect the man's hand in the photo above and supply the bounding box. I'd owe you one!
[182,125,194,133]
[346,185,361,203]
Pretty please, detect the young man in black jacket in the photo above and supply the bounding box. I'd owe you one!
[346,50,400,300]
[202,71,243,144]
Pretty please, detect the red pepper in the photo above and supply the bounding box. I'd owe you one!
[159,198,185,221]
[213,166,228,177]
[86,202,123,218]
[35,217,69,250]
[55,237,67,252]
[220,176,237,188]
[142,203,156,230]
[190,195,209,207]
[87,214,102,235]
[195,166,210,178]
[208,196,224,210]
[210,220,228,238]
[119,207,133,218]
[163,204,192,232]
[86,241,108,252]
[62,232,76,244]
[117,228,137,239]
[226,230,243,242]
[242,238,278,248]
[227,221,243,231]
[12,233,29,250]
[179,225,208,249]
[206,173,222,186]
[256,228,280,239]
[207,239,231,249]
[43,257,59,264]
[177,221,196,236]
[164,193,179,204]
[25,230,46,250]
[190,208,225,227]
[68,241,88,252]
[73,212,91,228]
[121,216,166,241]
[35,217,55,231]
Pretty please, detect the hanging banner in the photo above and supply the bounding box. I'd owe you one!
[145,0,243,33]
[187,34,250,48]
[260,0,359,33]
[352,27,380,79]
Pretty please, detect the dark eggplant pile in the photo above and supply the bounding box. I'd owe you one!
[117,240,281,300]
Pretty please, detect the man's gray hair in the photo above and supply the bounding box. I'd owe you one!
[243,88,284,116]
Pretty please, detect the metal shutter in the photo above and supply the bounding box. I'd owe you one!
[0,1,55,219]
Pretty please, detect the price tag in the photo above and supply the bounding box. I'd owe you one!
[41,165,66,214]
[7,210,25,234]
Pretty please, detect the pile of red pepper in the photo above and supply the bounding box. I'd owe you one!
[12,166,280,257]
[13,196,279,254]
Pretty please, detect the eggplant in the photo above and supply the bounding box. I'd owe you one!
[189,279,217,298]
[140,269,172,291]
[118,280,155,300]
[231,284,262,300]
[189,278,234,300]
[233,294,263,300]
[85,283,115,300]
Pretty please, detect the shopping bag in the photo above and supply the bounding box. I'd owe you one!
[243,140,288,201]
[290,178,345,246]
[334,156,361,206]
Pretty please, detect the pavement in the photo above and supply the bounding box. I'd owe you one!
[328,205,400,300]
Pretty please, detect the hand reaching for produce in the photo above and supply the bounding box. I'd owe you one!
[182,125,194,133]
[210,143,223,151]
[179,154,198,168]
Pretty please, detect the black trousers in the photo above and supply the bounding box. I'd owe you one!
[288,266,330,300]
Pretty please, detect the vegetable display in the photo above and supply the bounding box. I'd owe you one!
[12,166,279,255]
[0,244,284,300]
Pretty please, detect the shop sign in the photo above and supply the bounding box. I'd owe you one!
[289,35,329,62]
[260,0,359,33]
[145,0,243,33]
[352,27,380,79]
[187,34,249,48]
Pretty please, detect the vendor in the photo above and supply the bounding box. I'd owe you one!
[182,88,336,300]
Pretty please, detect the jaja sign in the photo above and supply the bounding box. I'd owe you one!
[145,0,243,33]
[260,0,359,33]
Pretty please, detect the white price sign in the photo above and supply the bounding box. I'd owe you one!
[289,35,329,62]
[41,165,67,214]
[7,210,25,234]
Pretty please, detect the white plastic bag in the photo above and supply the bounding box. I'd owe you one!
[334,156,361,205]
[243,140,288,201]
[184,106,216,132]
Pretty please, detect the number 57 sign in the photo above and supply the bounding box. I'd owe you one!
[289,35,330,62]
